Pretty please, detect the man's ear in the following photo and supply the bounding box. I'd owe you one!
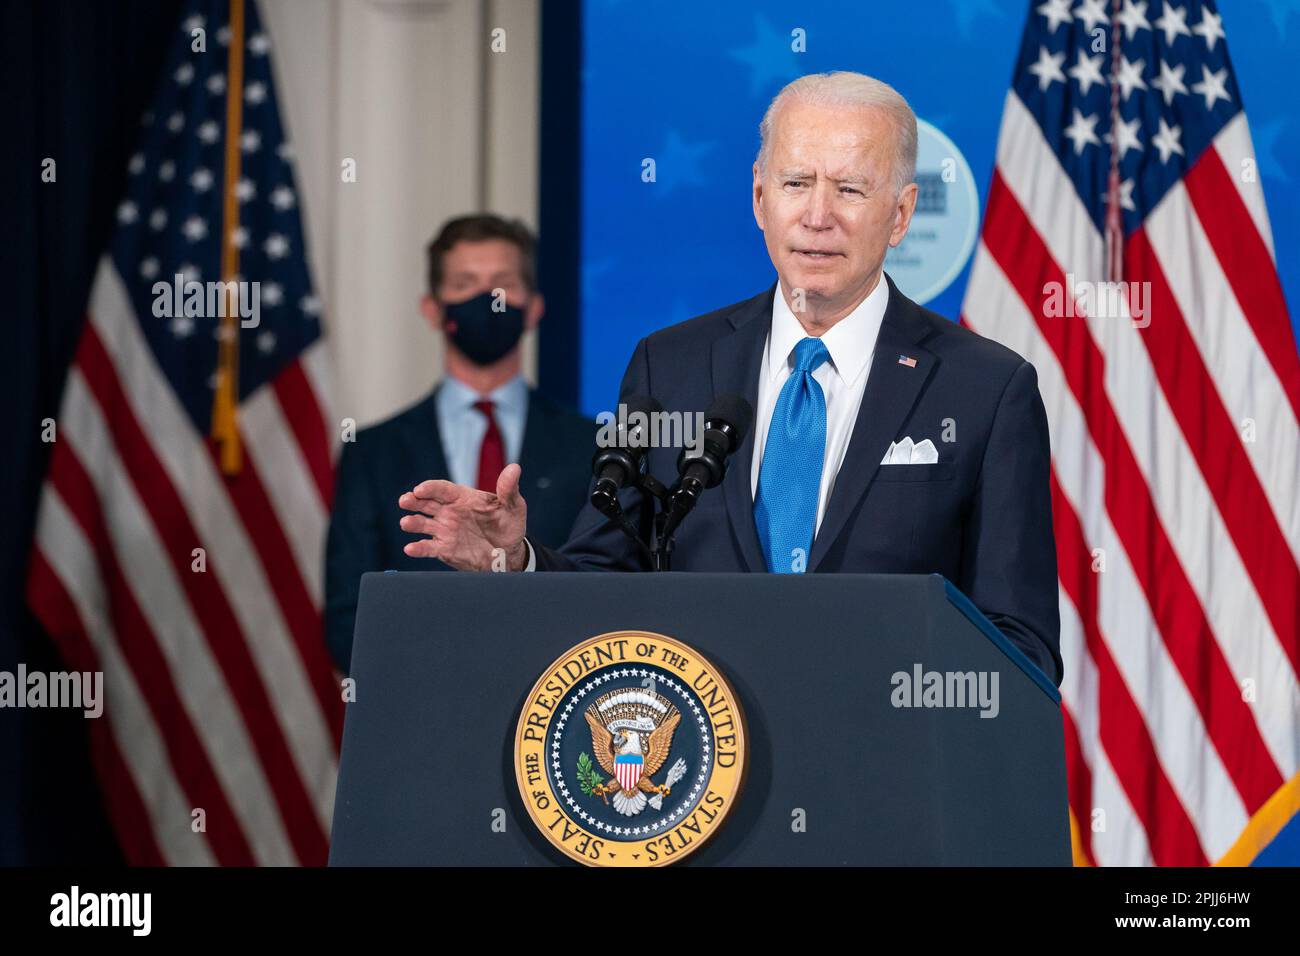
[525,292,545,331]
[889,182,919,248]
[752,162,765,232]
[421,294,443,333]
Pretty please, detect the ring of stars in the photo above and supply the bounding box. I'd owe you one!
[548,668,712,839]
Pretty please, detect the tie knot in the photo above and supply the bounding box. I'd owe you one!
[791,337,830,374]
[473,399,495,418]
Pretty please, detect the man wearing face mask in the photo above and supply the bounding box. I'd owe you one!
[324,214,595,674]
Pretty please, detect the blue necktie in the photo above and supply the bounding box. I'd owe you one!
[755,337,829,573]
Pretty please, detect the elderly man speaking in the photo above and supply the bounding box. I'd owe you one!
[398,71,1062,684]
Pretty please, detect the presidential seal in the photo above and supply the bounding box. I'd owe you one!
[514,630,746,866]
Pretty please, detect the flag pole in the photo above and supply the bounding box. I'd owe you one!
[212,0,246,475]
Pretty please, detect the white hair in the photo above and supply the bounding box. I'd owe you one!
[756,71,918,196]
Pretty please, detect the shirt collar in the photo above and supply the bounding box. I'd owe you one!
[768,274,890,386]
[440,373,528,415]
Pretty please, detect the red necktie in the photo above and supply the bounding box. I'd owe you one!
[474,399,506,493]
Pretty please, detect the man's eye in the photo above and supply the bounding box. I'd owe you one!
[784,180,805,188]
[840,187,862,196]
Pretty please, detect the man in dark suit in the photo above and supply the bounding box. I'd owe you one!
[396,73,1062,684]
[325,214,594,673]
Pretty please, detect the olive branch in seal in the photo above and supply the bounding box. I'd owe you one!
[575,752,603,796]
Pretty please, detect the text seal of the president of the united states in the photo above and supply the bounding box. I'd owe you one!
[515,630,746,866]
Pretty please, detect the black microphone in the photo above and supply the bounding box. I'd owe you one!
[663,394,753,534]
[590,394,662,515]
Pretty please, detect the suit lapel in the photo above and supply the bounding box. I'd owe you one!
[712,286,775,573]
[400,385,451,487]
[810,277,938,571]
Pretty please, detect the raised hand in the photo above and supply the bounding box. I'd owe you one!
[398,463,529,571]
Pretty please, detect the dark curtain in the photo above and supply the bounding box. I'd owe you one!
[0,0,185,865]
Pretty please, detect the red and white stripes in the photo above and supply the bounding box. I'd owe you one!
[29,259,342,866]
[962,91,1299,865]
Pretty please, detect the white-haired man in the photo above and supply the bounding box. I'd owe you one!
[398,72,1062,684]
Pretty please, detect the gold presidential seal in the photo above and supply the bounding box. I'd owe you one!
[514,630,746,866]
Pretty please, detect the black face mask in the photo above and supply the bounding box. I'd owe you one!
[442,291,526,366]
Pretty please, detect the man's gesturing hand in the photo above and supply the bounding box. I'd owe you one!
[398,463,529,571]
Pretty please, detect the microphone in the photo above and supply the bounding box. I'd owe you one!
[663,394,753,535]
[590,394,663,515]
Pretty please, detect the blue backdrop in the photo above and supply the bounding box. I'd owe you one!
[575,0,1300,414]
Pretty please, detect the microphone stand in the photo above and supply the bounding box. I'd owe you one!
[592,471,678,571]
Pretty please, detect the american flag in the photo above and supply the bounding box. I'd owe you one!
[962,0,1299,865]
[26,0,342,865]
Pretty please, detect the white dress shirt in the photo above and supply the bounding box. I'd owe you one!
[522,276,889,570]
[435,374,528,487]
[750,276,889,533]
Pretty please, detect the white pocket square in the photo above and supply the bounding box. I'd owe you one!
[881,437,939,465]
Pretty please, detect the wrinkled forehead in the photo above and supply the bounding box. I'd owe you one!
[767,100,896,174]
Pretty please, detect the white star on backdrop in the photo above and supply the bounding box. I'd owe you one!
[1074,0,1109,32]
[1117,56,1148,100]
[1153,1,1191,46]
[1069,51,1106,95]
[1119,179,1137,211]
[264,234,290,259]
[1192,8,1225,50]
[1152,59,1188,105]
[1064,109,1101,154]
[1190,63,1231,109]
[1118,0,1151,39]
[1152,117,1185,163]
[1037,0,1073,32]
[1029,46,1067,91]
[269,186,296,210]
[1112,116,1143,158]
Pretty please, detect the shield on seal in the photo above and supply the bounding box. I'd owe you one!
[614,753,643,792]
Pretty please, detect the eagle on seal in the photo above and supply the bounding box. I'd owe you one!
[584,689,682,817]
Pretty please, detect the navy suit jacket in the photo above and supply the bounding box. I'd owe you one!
[325,385,594,673]
[533,276,1063,684]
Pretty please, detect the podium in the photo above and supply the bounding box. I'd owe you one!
[329,572,1070,865]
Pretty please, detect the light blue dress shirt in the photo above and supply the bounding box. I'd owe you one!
[434,375,529,488]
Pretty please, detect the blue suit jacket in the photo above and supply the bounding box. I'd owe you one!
[534,276,1063,684]
[325,386,594,673]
